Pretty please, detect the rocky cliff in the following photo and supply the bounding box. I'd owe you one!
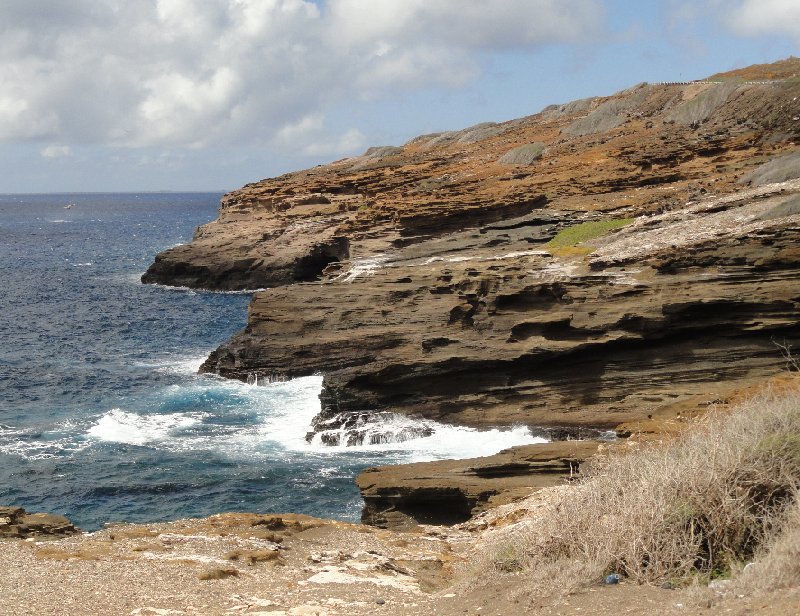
[144,59,800,519]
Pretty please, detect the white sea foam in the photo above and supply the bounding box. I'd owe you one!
[407,423,546,462]
[254,375,325,450]
[145,281,264,295]
[146,355,208,375]
[78,375,321,456]
[250,376,546,460]
[206,374,545,462]
[80,373,545,464]
[307,412,546,462]
[88,409,204,446]
[0,427,92,460]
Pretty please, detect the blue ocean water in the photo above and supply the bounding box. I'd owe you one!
[0,193,542,530]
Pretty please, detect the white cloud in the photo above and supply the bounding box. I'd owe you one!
[274,114,325,144]
[40,144,72,158]
[302,128,366,157]
[274,115,365,160]
[327,0,603,50]
[0,0,604,152]
[721,0,800,43]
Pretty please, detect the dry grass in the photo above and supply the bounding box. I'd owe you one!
[482,385,800,589]
[737,496,800,592]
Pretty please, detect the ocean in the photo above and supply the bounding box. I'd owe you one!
[0,193,543,530]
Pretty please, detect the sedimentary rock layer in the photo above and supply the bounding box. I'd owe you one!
[356,441,599,528]
[201,180,800,436]
[146,60,800,440]
[0,506,79,538]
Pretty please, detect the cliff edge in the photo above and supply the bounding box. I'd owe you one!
[144,58,800,459]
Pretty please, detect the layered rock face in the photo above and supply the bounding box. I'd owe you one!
[0,506,79,538]
[146,59,800,444]
[356,441,599,528]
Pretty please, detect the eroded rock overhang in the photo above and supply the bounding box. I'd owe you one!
[143,70,800,439]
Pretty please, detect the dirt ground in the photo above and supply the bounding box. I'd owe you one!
[2,506,798,616]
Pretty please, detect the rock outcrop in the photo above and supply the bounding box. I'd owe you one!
[143,59,800,522]
[144,61,800,296]
[197,176,800,436]
[0,506,80,538]
[356,441,599,528]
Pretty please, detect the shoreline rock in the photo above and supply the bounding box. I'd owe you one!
[356,441,600,529]
[0,506,80,539]
[178,68,800,443]
[141,58,800,527]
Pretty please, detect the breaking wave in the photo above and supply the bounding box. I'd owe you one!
[79,373,545,464]
[88,409,205,446]
[307,410,545,462]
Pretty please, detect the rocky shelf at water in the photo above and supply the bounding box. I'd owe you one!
[356,440,600,529]
[143,58,800,525]
[0,506,80,539]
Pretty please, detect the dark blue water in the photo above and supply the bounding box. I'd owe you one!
[0,193,539,530]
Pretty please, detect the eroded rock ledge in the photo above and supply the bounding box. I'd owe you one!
[356,441,600,529]
[199,178,800,437]
[143,59,800,523]
[0,506,80,539]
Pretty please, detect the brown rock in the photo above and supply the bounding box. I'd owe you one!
[0,506,24,520]
[225,548,283,565]
[356,441,599,528]
[197,567,240,580]
[144,59,800,295]
[142,59,800,524]
[0,507,79,539]
[198,178,800,442]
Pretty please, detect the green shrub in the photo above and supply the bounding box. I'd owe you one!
[546,218,632,255]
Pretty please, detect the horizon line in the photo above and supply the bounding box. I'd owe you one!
[0,189,232,196]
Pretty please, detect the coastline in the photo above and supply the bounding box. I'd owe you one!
[5,389,799,616]
[138,63,800,530]
[4,59,800,614]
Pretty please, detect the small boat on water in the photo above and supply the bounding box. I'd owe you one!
[64,203,74,209]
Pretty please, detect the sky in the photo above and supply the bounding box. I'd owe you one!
[0,0,798,193]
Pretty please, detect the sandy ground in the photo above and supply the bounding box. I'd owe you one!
[2,501,798,616]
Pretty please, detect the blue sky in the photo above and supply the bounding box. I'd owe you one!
[0,0,797,193]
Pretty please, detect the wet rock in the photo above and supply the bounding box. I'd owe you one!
[307,410,434,447]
